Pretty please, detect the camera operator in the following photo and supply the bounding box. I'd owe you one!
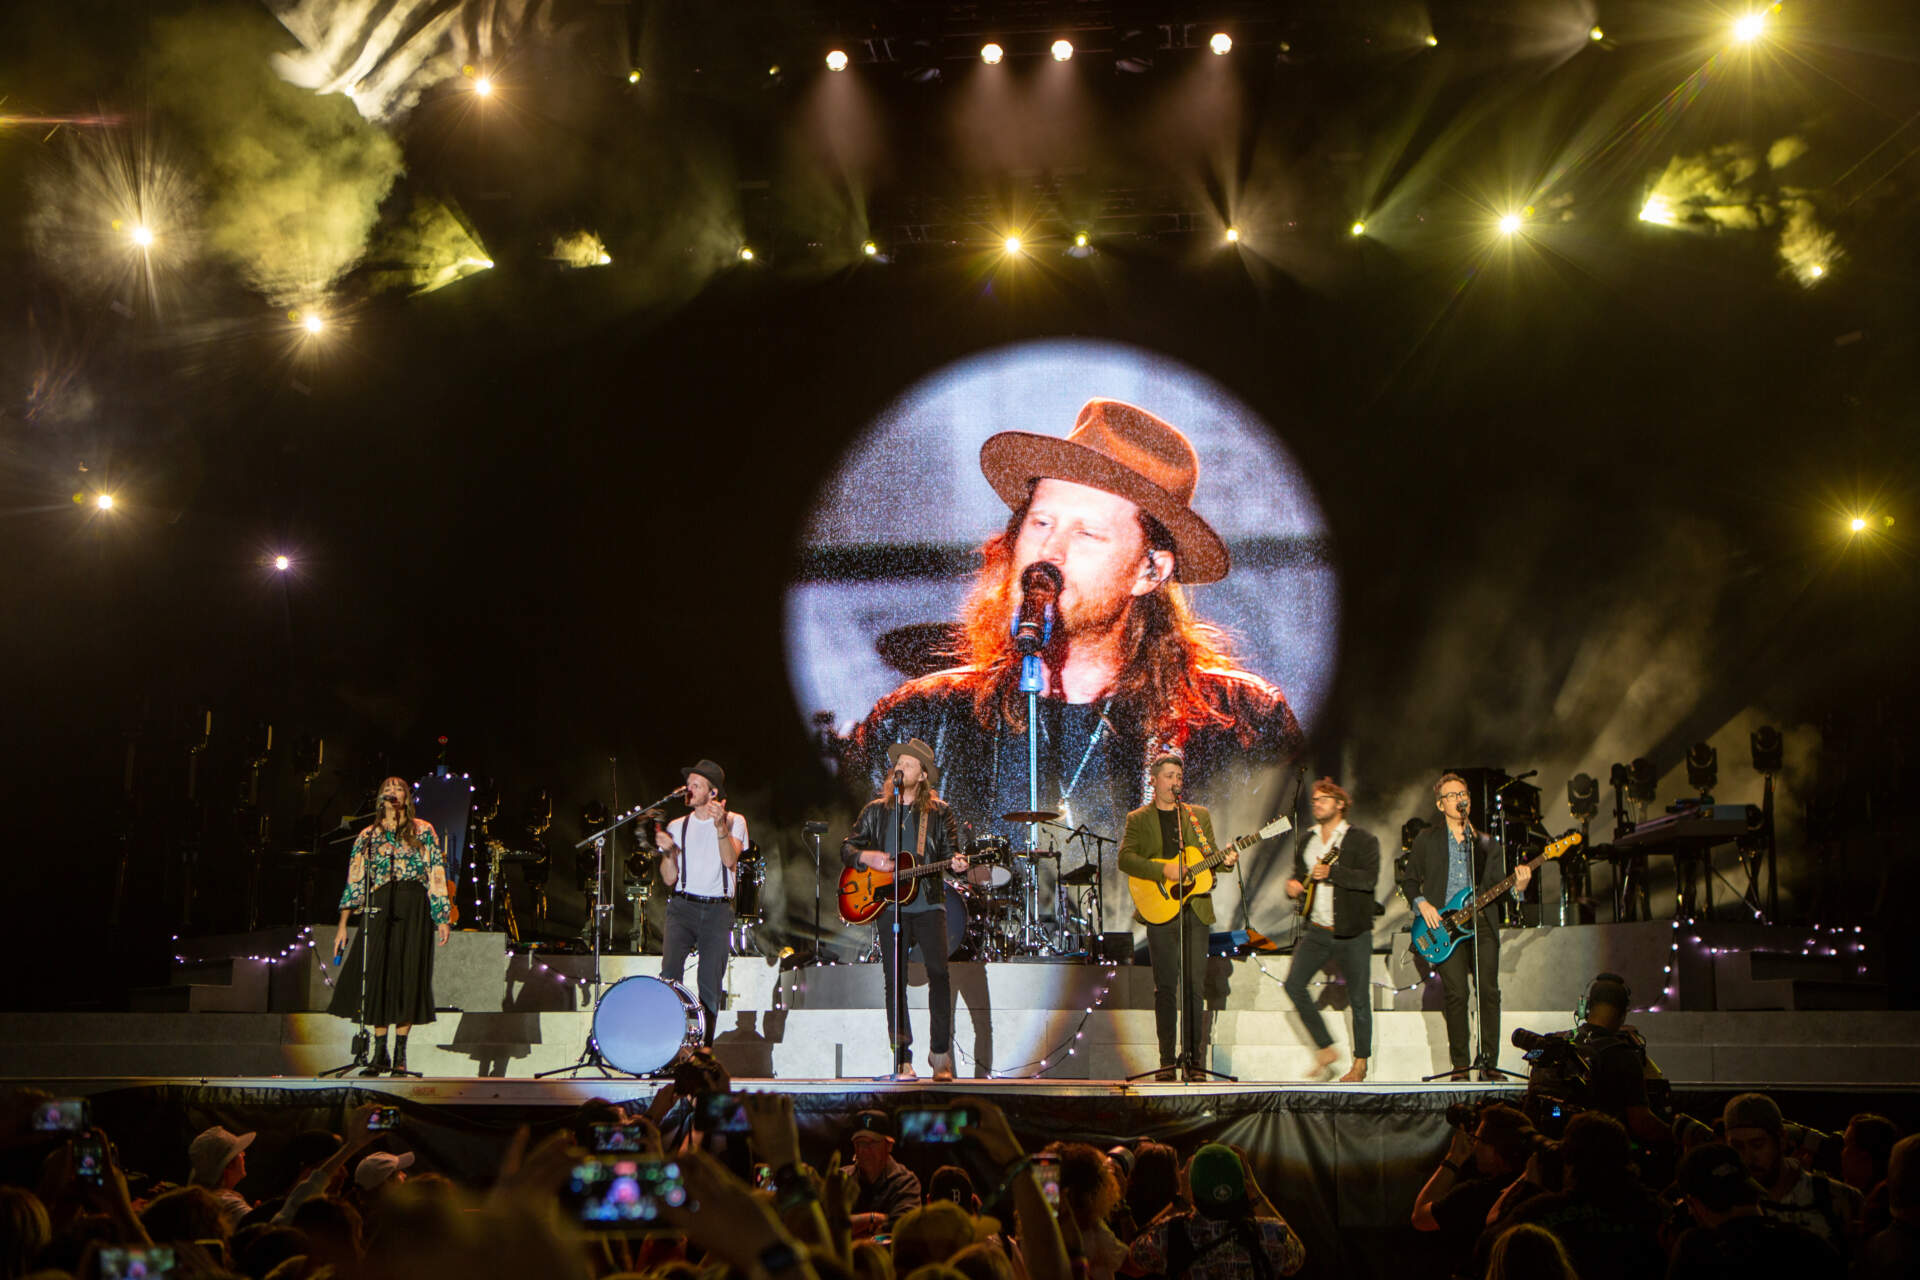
[1514,973,1672,1150]
[1412,1103,1536,1277]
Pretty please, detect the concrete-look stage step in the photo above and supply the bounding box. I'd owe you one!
[8,1008,1920,1086]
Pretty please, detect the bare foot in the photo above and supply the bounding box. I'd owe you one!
[1338,1058,1368,1083]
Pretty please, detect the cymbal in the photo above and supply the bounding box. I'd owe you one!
[1059,865,1100,887]
[1000,810,1060,824]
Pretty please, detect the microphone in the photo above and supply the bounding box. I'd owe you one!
[1012,561,1064,655]
[803,820,828,835]
[1512,770,1538,781]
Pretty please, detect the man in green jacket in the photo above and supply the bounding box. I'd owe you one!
[1117,755,1237,1080]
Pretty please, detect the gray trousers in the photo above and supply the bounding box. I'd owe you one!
[661,895,732,1045]
[1284,925,1374,1057]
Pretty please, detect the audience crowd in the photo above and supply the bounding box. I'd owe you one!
[1,1059,1913,1280]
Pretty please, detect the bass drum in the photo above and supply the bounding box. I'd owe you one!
[592,975,704,1075]
[944,885,1007,961]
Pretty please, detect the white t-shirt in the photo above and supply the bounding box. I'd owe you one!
[1301,820,1349,929]
[674,812,749,898]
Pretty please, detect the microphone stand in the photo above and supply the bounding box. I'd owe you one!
[1013,585,1053,953]
[804,821,832,963]
[535,789,679,1079]
[320,815,381,1078]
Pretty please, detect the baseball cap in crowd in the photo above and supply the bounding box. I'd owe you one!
[354,1150,415,1190]
[188,1126,256,1187]
[1675,1143,1766,1213]
[1187,1144,1250,1219]
[850,1109,893,1140]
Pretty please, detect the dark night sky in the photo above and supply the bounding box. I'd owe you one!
[2,0,1917,1003]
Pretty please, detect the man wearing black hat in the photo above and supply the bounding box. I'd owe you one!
[850,399,1301,855]
[1668,1142,1841,1278]
[842,1109,922,1239]
[843,738,968,1081]
[654,758,748,1046]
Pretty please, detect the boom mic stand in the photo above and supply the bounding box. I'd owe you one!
[535,790,678,1079]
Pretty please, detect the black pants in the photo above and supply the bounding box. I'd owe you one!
[1435,920,1501,1070]
[876,906,952,1064]
[661,896,733,1045]
[1284,925,1374,1058]
[1146,907,1210,1065]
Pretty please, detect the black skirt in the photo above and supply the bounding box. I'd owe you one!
[327,880,438,1026]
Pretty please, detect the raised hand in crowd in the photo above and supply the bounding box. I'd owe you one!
[655,1147,821,1280]
[960,1097,1070,1280]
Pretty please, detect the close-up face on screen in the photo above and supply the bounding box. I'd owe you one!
[784,339,1339,856]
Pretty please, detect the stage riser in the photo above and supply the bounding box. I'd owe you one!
[161,921,1880,1021]
[7,1009,1919,1085]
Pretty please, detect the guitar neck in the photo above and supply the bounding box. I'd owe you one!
[1457,850,1550,918]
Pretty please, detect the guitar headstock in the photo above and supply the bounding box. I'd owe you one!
[1255,816,1293,843]
[1541,831,1584,861]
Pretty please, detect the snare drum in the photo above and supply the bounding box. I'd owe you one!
[592,975,704,1075]
[964,835,1014,889]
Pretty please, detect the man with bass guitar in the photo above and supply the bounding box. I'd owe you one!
[1401,772,1532,1080]
[841,738,969,1082]
[1117,754,1239,1081]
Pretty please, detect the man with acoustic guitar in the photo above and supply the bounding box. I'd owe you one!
[1284,777,1381,1082]
[841,738,969,1082]
[1117,754,1236,1081]
[1401,772,1531,1080]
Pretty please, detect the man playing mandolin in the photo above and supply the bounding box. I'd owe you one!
[1284,777,1381,1083]
[1402,772,1531,1080]
[841,738,969,1082]
[1117,754,1236,1081]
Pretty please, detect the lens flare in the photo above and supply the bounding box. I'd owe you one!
[303,313,325,335]
[1498,213,1523,235]
[96,493,116,511]
[274,554,292,571]
[473,76,494,96]
[130,224,154,248]
[1733,13,1766,43]
[1350,220,1367,237]
[1003,235,1022,255]
[1849,516,1868,533]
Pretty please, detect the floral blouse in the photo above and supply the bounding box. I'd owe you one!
[340,820,452,925]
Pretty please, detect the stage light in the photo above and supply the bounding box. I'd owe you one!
[597,251,612,265]
[1350,220,1367,237]
[1568,773,1600,822]
[738,246,755,262]
[1498,213,1523,235]
[302,313,325,335]
[130,225,154,248]
[1809,264,1826,280]
[981,43,1005,66]
[1209,33,1233,56]
[1850,515,1868,533]
[1225,226,1240,243]
[1732,12,1766,43]
[825,49,849,72]
[1686,742,1718,796]
[1003,235,1023,255]
[1639,195,1677,227]
[1425,34,1439,47]
[1627,757,1659,806]
[862,240,878,256]
[95,493,116,511]
[627,69,642,84]
[473,75,494,96]
[1074,232,1089,247]
[1750,725,1783,774]
[273,555,291,572]
[1051,40,1074,62]
[1590,25,1605,41]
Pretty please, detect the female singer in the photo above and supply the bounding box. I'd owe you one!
[329,776,451,1075]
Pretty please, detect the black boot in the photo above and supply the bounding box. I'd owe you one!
[361,1033,390,1076]
[392,1034,410,1076]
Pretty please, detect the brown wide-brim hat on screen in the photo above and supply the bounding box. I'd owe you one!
[978,398,1230,584]
[886,738,940,787]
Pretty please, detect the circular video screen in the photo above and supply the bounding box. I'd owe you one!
[784,338,1338,858]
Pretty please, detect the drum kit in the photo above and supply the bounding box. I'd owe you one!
[937,808,1113,961]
